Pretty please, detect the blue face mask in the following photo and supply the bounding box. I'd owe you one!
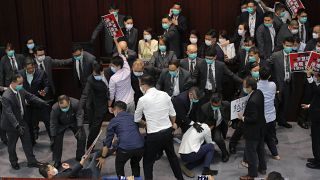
[251,71,260,79]
[159,45,167,52]
[94,75,102,81]
[264,23,272,28]
[188,53,197,60]
[27,43,35,50]
[283,46,293,54]
[162,23,170,30]
[279,11,286,18]
[242,46,251,52]
[112,11,118,17]
[74,55,82,61]
[192,99,199,103]
[211,105,220,111]
[205,58,214,64]
[247,7,254,14]
[172,9,180,16]
[243,87,249,95]
[299,17,307,24]
[111,66,117,73]
[15,84,23,91]
[169,71,177,77]
[248,56,256,63]
[7,50,15,57]
[61,106,70,112]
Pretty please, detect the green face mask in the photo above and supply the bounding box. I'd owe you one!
[61,106,70,112]
[211,105,220,111]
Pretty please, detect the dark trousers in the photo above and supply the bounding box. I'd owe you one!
[311,121,320,163]
[143,128,184,180]
[180,143,214,169]
[26,106,51,143]
[245,139,267,177]
[0,129,6,142]
[278,82,291,124]
[229,120,244,148]
[7,125,37,165]
[53,126,86,163]
[212,126,228,155]
[86,112,106,149]
[264,121,278,156]
[115,147,144,177]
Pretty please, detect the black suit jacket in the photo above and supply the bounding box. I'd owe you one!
[120,27,138,52]
[275,24,294,52]
[307,80,320,122]
[1,88,46,131]
[237,49,249,78]
[53,163,90,178]
[243,90,266,141]
[131,67,156,104]
[150,51,177,78]
[273,15,283,33]
[0,54,25,87]
[179,57,204,72]
[156,68,191,96]
[192,60,242,92]
[18,68,49,98]
[267,50,288,92]
[198,43,225,62]
[163,25,182,58]
[173,15,188,44]
[239,12,264,36]
[256,24,275,59]
[305,39,317,51]
[198,101,230,139]
[72,51,96,89]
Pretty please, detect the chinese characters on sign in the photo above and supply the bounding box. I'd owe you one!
[230,95,249,120]
[307,51,320,72]
[285,0,305,15]
[102,13,124,38]
[289,52,310,72]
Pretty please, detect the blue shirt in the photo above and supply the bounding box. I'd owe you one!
[103,111,144,150]
[257,80,276,123]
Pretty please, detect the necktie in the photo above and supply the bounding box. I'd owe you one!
[186,102,193,118]
[189,61,194,73]
[79,60,83,80]
[39,63,44,71]
[300,25,305,42]
[10,58,17,72]
[170,76,175,95]
[208,65,216,91]
[285,55,290,73]
[16,92,24,116]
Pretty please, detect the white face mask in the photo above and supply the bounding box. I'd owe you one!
[316,47,320,53]
[144,34,152,41]
[140,86,146,94]
[126,24,133,30]
[219,38,226,44]
[313,33,319,39]
[133,71,144,77]
[205,40,212,46]
[52,168,58,175]
[189,37,198,44]
[238,29,245,36]
[37,55,45,62]
[291,29,299,35]
[241,8,247,13]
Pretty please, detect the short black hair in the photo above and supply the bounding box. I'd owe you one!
[283,36,295,44]
[140,75,155,87]
[34,45,45,53]
[205,47,217,57]
[275,3,285,12]
[244,76,257,90]
[173,2,181,6]
[249,62,259,70]
[72,43,83,53]
[248,46,260,56]
[124,15,133,22]
[264,11,274,19]
[162,14,172,21]
[297,8,307,16]
[189,86,203,99]
[210,93,222,103]
[259,66,271,80]
[38,163,50,178]
[266,171,284,180]
[111,56,124,69]
[114,101,127,111]
[244,36,255,43]
[58,95,70,103]
[92,62,103,74]
[292,36,301,43]
[11,74,23,83]
[205,29,218,39]
[25,57,35,67]
[109,3,119,10]
[247,0,257,6]
[168,59,180,68]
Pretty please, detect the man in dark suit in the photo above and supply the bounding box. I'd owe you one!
[198,93,230,162]
[162,15,182,58]
[180,44,203,73]
[268,37,295,128]
[297,8,312,44]
[150,37,177,79]
[156,59,191,97]
[50,95,86,168]
[256,12,277,60]
[192,47,242,102]
[275,20,299,51]
[91,4,125,56]
[305,25,320,51]
[237,37,256,78]
[0,43,25,87]
[113,40,137,67]
[71,44,96,90]
[18,58,51,145]
[238,0,264,38]
[1,74,46,170]
[33,45,73,98]
[238,77,266,180]
[172,87,202,133]
[169,2,188,50]
[120,16,138,52]
[272,3,286,33]
[78,63,109,150]
[199,29,224,62]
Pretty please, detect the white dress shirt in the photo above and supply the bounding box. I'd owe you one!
[9,55,18,70]
[283,51,290,81]
[205,62,216,90]
[134,87,175,133]
[268,26,276,51]
[257,80,276,123]
[10,85,24,116]
[75,58,83,79]
[36,60,46,72]
[249,13,257,37]
[179,123,214,154]
[298,21,307,43]
[172,71,180,97]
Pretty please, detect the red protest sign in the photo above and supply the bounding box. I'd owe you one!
[307,51,320,72]
[102,13,124,38]
[289,52,310,72]
[285,0,305,15]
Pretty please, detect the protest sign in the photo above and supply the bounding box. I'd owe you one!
[230,95,249,120]
[102,13,124,38]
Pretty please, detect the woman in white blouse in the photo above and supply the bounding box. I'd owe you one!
[138,28,158,65]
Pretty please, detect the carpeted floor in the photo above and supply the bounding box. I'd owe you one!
[0,122,320,180]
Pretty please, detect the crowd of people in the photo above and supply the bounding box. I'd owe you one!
[0,0,319,179]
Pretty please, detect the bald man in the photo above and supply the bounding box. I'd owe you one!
[306,25,320,51]
[180,44,204,73]
[131,60,156,105]
[113,41,137,67]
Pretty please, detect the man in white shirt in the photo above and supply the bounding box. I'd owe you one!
[135,75,184,180]
[179,121,217,178]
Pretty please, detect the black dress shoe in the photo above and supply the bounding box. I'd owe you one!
[307,158,317,163]
[229,146,236,154]
[27,161,44,168]
[278,122,292,128]
[54,161,62,168]
[11,163,20,170]
[306,162,320,169]
[298,122,309,129]
[222,153,229,162]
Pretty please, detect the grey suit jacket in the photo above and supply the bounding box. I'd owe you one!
[163,25,182,58]
[273,15,283,33]
[0,54,25,87]
[256,24,275,59]
[120,27,138,52]
[1,88,46,131]
[150,51,177,76]
[180,57,204,72]
[267,50,287,92]
[72,51,96,89]
[275,24,294,52]
[91,14,125,54]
